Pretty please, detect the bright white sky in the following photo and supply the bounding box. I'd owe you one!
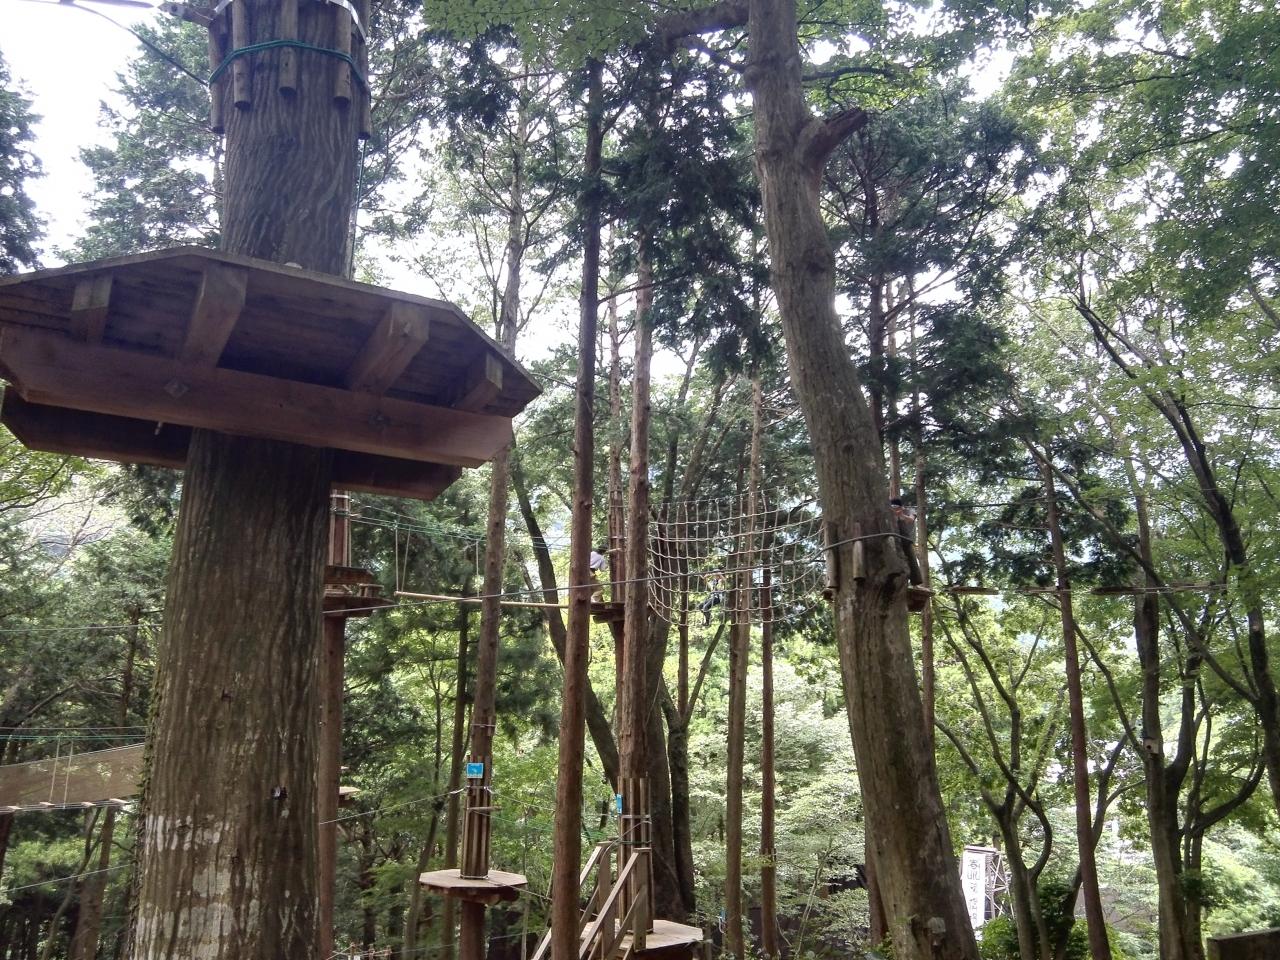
[4,0,161,261]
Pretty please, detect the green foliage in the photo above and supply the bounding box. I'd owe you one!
[68,20,219,260]
[0,50,42,273]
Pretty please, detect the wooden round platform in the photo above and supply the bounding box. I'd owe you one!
[618,920,702,959]
[418,867,527,904]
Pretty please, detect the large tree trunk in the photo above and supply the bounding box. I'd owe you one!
[643,619,681,920]
[662,698,698,916]
[549,58,603,960]
[130,1,357,956]
[744,1,976,956]
[1038,453,1111,960]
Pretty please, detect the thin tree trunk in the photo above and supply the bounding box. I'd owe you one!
[607,285,627,615]
[41,810,102,960]
[724,466,748,960]
[549,58,603,960]
[130,1,357,955]
[662,698,697,916]
[1079,306,1280,819]
[512,461,620,787]
[459,102,527,960]
[744,1,976,955]
[908,292,934,750]
[1131,490,1196,960]
[443,599,472,960]
[997,816,1041,960]
[619,249,654,786]
[404,803,445,953]
[1037,451,1111,960]
[72,609,140,960]
[754,380,780,960]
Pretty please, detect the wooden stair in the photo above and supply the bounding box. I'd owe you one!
[530,842,701,960]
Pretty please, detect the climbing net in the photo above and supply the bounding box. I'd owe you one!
[648,494,825,625]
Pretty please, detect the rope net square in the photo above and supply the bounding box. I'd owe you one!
[648,494,824,626]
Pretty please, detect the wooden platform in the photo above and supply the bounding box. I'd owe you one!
[0,247,540,500]
[608,920,702,959]
[418,867,527,904]
[590,600,626,624]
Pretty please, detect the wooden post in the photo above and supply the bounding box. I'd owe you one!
[277,0,298,94]
[206,14,227,133]
[229,0,251,110]
[355,0,371,139]
[332,0,353,106]
[318,492,350,960]
[318,614,345,960]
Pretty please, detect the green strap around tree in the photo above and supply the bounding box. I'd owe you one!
[209,39,367,90]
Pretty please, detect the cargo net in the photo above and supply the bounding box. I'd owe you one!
[648,494,824,625]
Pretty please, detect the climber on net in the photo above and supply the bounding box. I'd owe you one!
[699,570,726,625]
[890,497,923,585]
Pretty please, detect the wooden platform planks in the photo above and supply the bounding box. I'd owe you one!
[625,919,702,955]
[0,247,541,499]
[0,393,464,501]
[418,867,527,905]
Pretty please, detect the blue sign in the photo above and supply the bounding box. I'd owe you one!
[466,762,485,779]
[615,793,624,813]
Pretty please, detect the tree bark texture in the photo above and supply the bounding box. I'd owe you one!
[643,619,681,920]
[218,0,359,275]
[1038,454,1111,960]
[132,434,333,959]
[549,59,603,960]
[744,1,976,956]
[131,1,359,955]
[619,253,654,786]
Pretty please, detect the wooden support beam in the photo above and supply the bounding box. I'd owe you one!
[1,393,465,501]
[343,301,430,393]
[69,274,113,343]
[0,326,512,467]
[1,392,189,468]
[179,263,249,367]
[452,352,503,412]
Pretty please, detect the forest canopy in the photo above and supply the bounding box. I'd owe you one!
[0,0,1277,959]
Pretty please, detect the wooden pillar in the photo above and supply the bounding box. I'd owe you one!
[318,614,346,960]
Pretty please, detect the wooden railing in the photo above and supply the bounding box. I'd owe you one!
[528,840,654,960]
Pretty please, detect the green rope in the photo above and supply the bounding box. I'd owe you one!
[209,39,367,90]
